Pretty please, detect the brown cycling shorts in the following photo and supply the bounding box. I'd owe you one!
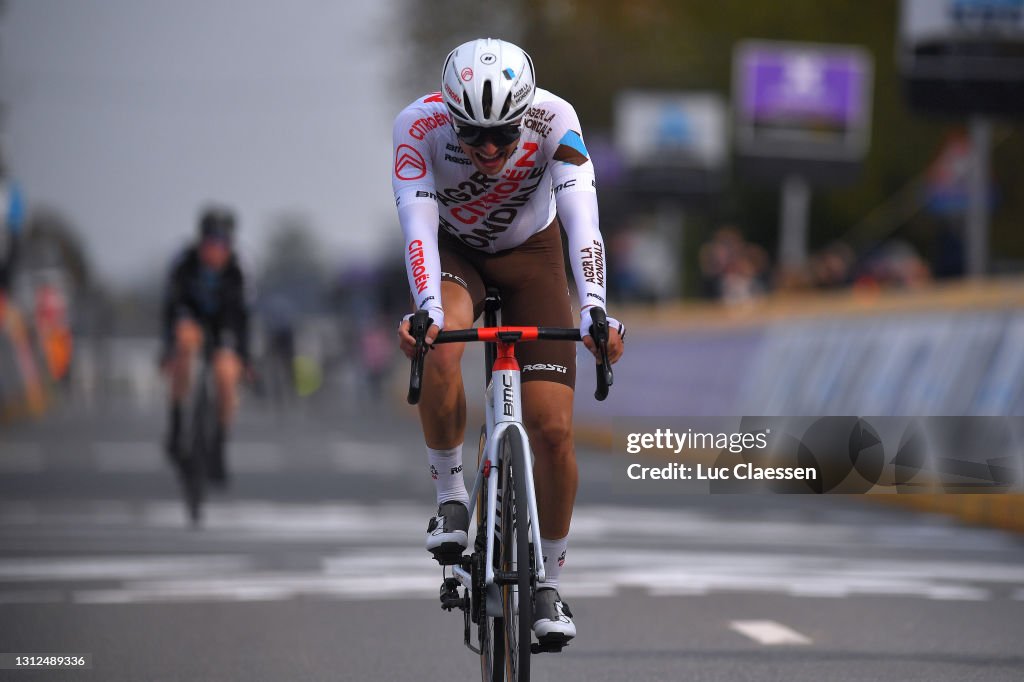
[439,219,576,389]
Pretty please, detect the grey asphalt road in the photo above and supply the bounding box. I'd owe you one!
[1,390,1023,682]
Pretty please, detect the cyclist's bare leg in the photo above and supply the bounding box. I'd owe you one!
[213,348,242,427]
[170,318,203,402]
[419,281,475,449]
[523,381,577,539]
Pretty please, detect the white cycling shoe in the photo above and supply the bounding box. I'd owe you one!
[532,588,575,645]
[426,501,469,565]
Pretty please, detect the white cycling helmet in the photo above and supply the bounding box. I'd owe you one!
[441,38,536,128]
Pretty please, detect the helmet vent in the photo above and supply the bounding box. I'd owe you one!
[482,80,493,119]
[499,92,512,120]
[463,90,474,120]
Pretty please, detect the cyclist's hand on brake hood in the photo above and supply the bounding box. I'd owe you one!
[397,308,444,359]
[580,306,625,365]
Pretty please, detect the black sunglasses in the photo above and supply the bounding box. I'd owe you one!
[455,123,522,147]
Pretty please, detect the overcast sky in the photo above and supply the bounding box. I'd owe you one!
[0,0,411,286]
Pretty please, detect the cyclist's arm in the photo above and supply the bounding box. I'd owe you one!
[549,127,609,331]
[159,257,186,362]
[392,107,445,331]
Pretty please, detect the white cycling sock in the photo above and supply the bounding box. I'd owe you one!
[540,535,568,592]
[427,445,469,507]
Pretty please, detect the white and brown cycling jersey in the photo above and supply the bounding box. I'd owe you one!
[391,88,608,327]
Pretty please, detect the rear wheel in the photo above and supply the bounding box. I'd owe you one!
[499,430,533,681]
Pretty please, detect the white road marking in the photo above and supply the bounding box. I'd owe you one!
[1,503,1022,606]
[0,443,45,473]
[730,620,812,645]
[0,555,251,581]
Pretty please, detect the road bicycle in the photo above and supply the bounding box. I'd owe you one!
[407,289,613,682]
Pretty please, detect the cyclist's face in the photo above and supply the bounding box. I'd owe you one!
[456,125,521,176]
[458,138,520,176]
[199,238,230,271]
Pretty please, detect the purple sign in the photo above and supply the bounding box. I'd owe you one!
[734,41,872,158]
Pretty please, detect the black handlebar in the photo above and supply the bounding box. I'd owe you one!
[588,308,614,401]
[405,307,615,404]
[406,310,431,404]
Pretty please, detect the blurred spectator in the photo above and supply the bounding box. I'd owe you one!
[808,241,856,289]
[610,225,678,304]
[257,292,298,407]
[853,241,932,290]
[699,226,771,304]
[33,277,74,384]
[358,317,394,402]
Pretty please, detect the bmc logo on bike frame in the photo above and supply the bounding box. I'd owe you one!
[502,374,515,418]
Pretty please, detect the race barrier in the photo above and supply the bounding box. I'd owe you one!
[571,278,1024,532]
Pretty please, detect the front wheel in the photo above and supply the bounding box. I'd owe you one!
[477,425,505,681]
[499,430,533,681]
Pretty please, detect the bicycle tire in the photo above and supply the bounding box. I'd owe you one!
[477,425,505,681]
[499,430,533,681]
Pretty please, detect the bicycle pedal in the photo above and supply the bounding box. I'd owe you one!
[531,635,570,654]
[439,578,462,611]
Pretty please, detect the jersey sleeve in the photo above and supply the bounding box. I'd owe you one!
[159,253,187,357]
[545,100,607,318]
[392,104,444,325]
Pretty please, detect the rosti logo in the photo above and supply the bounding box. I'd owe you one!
[422,92,443,103]
[395,144,427,181]
[460,67,473,82]
[444,83,462,106]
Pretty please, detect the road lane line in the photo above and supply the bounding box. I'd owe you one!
[729,620,812,645]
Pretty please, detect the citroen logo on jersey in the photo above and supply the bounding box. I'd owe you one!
[395,144,427,181]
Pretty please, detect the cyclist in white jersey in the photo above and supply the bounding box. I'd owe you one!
[395,38,624,645]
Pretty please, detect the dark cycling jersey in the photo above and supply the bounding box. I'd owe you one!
[160,246,250,362]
